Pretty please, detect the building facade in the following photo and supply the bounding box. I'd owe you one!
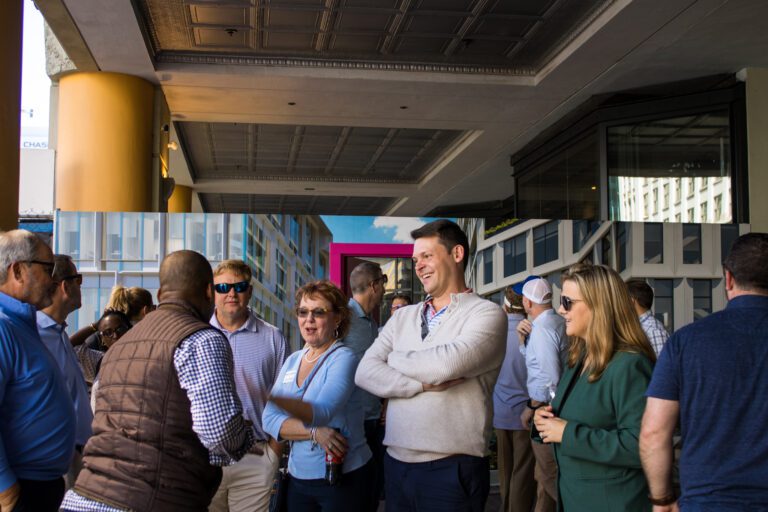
[54,211,331,351]
[465,218,747,333]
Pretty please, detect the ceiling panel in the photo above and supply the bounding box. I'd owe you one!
[199,193,399,215]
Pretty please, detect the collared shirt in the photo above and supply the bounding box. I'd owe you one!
[61,327,254,512]
[36,311,93,446]
[343,298,381,420]
[524,309,568,403]
[263,344,372,479]
[421,289,473,337]
[493,313,529,430]
[210,308,287,440]
[638,310,669,356]
[0,292,75,490]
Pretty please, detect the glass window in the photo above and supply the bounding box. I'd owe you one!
[572,220,601,253]
[616,223,627,272]
[168,214,185,253]
[651,278,674,332]
[644,223,664,264]
[608,110,732,223]
[229,214,245,260]
[58,212,95,262]
[246,217,267,283]
[142,214,160,263]
[289,216,300,254]
[275,250,287,301]
[483,247,493,285]
[517,134,599,220]
[205,214,224,262]
[600,233,612,267]
[720,224,740,262]
[682,224,702,264]
[692,279,712,321]
[533,221,559,267]
[503,233,526,277]
[185,214,206,255]
[121,213,141,261]
[105,213,121,260]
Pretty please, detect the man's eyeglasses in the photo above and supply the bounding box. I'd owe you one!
[372,275,388,286]
[61,274,83,285]
[100,325,129,339]
[296,307,330,319]
[22,260,55,277]
[214,281,250,294]
[560,295,584,312]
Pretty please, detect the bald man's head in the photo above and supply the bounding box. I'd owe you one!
[159,250,215,318]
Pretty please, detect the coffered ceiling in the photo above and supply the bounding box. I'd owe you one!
[39,0,768,216]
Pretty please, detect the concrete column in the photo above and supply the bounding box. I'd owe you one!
[745,68,768,232]
[56,72,154,212]
[168,185,192,213]
[0,1,23,230]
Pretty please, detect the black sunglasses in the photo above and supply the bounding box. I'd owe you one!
[214,281,250,294]
[22,259,55,277]
[61,273,83,285]
[560,295,584,312]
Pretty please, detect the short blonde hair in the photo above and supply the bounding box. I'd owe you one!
[561,263,655,382]
[213,259,252,282]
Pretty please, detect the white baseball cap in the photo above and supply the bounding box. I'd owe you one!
[522,278,552,304]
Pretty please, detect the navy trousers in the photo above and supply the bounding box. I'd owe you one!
[286,458,374,512]
[384,452,490,512]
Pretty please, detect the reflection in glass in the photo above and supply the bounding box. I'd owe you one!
[483,248,493,285]
[608,110,732,223]
[503,233,526,277]
[651,278,674,332]
[644,223,663,264]
[682,224,702,264]
[533,221,559,267]
[692,279,712,321]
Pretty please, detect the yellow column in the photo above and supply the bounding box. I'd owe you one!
[0,0,23,230]
[56,72,154,211]
[746,68,768,232]
[168,184,192,213]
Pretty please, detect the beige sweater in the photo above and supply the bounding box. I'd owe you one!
[355,292,507,463]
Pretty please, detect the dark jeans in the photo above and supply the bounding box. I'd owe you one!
[15,477,65,512]
[384,452,490,512]
[286,459,374,512]
[364,418,386,510]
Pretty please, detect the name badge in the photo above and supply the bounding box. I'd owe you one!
[283,370,297,384]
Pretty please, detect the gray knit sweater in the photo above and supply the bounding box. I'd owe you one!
[355,292,507,463]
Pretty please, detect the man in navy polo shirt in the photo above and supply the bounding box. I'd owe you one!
[640,233,768,511]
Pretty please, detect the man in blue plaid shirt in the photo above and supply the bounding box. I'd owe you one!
[626,279,670,356]
[61,250,254,512]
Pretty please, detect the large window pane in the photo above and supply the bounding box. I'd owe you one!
[517,135,599,220]
[616,223,627,272]
[692,279,712,320]
[503,233,526,276]
[608,110,732,223]
[229,214,244,260]
[644,223,664,264]
[185,214,206,254]
[533,221,559,267]
[483,247,493,285]
[682,224,702,264]
[205,214,224,261]
[142,214,160,262]
[720,224,739,262]
[121,213,141,261]
[168,214,185,253]
[651,278,674,332]
[572,220,600,253]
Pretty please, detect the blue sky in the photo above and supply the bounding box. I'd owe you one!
[321,216,439,244]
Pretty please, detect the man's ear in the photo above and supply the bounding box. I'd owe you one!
[724,269,736,291]
[452,244,465,264]
[11,261,23,281]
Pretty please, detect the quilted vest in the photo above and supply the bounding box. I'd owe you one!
[74,302,221,511]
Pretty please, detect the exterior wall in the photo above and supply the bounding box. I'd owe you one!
[469,219,749,333]
[53,211,332,351]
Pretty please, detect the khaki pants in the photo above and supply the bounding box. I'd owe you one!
[496,429,535,512]
[531,441,557,512]
[209,443,280,512]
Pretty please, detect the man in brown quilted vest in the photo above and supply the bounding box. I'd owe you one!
[60,250,255,512]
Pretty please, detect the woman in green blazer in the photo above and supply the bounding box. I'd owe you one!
[533,264,656,512]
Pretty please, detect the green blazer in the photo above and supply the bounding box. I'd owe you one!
[550,351,653,512]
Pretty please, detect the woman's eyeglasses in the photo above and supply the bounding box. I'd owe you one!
[214,281,250,294]
[296,307,330,319]
[560,295,584,312]
[100,325,129,339]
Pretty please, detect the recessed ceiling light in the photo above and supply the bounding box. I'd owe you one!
[400,106,408,109]
[304,187,315,191]
[288,102,296,106]
[591,186,597,190]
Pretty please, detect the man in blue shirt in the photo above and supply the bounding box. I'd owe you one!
[0,230,75,512]
[343,261,386,512]
[516,277,567,512]
[641,233,768,511]
[37,254,92,488]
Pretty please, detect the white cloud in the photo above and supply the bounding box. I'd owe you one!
[372,217,427,243]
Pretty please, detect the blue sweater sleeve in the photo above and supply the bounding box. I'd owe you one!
[309,349,357,427]
[262,354,296,441]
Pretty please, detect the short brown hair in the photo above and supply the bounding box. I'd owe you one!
[625,279,654,310]
[410,219,469,270]
[295,280,351,339]
[214,259,253,282]
[723,233,768,293]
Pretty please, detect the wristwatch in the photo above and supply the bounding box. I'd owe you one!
[648,493,676,506]
[526,399,543,410]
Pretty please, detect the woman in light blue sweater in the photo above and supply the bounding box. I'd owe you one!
[263,280,372,512]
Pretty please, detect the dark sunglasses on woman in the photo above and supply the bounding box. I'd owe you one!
[214,281,250,294]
